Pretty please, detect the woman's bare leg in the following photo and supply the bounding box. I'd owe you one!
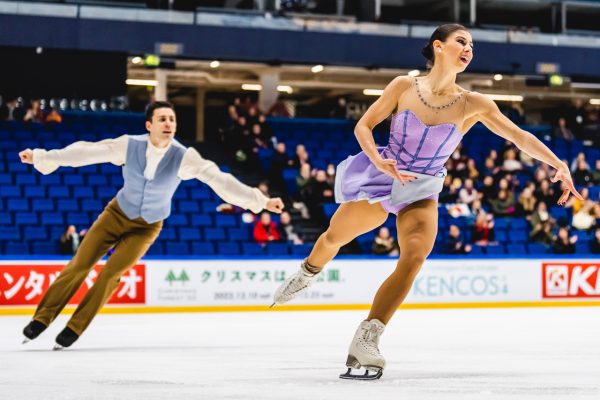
[367,200,438,324]
[307,200,389,268]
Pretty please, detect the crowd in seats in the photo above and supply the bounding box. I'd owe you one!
[1,94,600,257]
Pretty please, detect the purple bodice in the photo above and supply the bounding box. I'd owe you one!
[380,109,463,176]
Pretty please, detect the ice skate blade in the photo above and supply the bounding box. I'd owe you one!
[339,367,382,381]
[52,344,64,351]
[269,302,276,308]
[22,338,30,344]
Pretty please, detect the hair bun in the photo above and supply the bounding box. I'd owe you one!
[421,44,433,61]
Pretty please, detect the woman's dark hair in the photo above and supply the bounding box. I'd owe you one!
[421,24,468,67]
[145,101,175,122]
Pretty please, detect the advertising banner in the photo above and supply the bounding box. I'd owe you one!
[0,263,146,306]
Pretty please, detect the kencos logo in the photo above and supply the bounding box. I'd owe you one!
[543,263,600,298]
[413,275,508,297]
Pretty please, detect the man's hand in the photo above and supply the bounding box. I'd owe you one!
[266,198,284,214]
[19,149,34,164]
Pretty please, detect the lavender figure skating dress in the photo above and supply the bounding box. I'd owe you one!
[334,109,463,214]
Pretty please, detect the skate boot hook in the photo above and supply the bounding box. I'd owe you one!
[339,319,386,380]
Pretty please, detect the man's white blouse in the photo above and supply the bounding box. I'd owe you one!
[31,135,269,214]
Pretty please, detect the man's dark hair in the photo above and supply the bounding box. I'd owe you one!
[145,101,175,122]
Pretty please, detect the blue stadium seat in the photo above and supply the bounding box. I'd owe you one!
[550,207,569,220]
[56,199,79,211]
[48,186,70,198]
[510,218,528,230]
[8,162,28,173]
[506,244,527,255]
[486,245,506,255]
[291,243,313,256]
[66,213,90,227]
[24,186,46,198]
[494,231,508,243]
[7,198,29,211]
[494,218,511,230]
[178,227,202,241]
[509,230,528,244]
[145,242,165,255]
[201,201,221,213]
[88,174,108,186]
[15,174,36,185]
[266,243,290,255]
[15,212,38,225]
[0,212,12,224]
[96,187,115,200]
[190,188,212,200]
[24,227,48,241]
[32,199,55,212]
[323,203,337,218]
[242,242,265,255]
[0,173,12,185]
[39,174,61,186]
[165,242,189,256]
[5,241,30,255]
[205,228,226,241]
[191,214,213,227]
[527,243,549,254]
[32,241,58,255]
[190,242,215,255]
[167,214,188,226]
[215,214,237,228]
[73,187,94,199]
[575,240,591,253]
[81,199,103,212]
[0,186,21,198]
[41,212,64,225]
[64,175,85,186]
[178,200,199,213]
[228,228,250,241]
[0,227,20,241]
[159,228,177,240]
[217,242,240,255]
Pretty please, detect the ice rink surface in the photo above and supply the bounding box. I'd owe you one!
[1,307,599,400]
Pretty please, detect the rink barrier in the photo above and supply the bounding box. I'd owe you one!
[1,257,599,314]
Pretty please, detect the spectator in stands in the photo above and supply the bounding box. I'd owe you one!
[554,117,575,141]
[517,184,537,216]
[45,107,62,124]
[479,175,496,206]
[566,98,587,139]
[505,101,524,124]
[570,152,589,173]
[572,200,598,231]
[439,176,461,203]
[470,211,495,246]
[445,225,471,255]
[372,227,399,256]
[1,97,25,121]
[253,211,281,245]
[258,114,274,145]
[458,178,478,205]
[24,99,44,123]
[530,220,554,245]
[293,144,310,168]
[529,200,553,228]
[490,189,515,216]
[466,158,479,180]
[567,187,590,214]
[330,97,347,119]
[591,226,600,254]
[502,148,522,173]
[267,99,291,117]
[296,163,312,192]
[470,198,485,216]
[251,123,269,150]
[247,106,260,127]
[534,179,555,206]
[572,158,592,186]
[278,211,303,245]
[592,160,600,185]
[482,156,500,178]
[59,225,83,255]
[552,226,577,254]
[325,163,336,187]
[269,142,293,195]
[302,169,334,225]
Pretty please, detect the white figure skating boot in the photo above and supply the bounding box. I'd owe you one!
[271,259,320,306]
[340,319,386,380]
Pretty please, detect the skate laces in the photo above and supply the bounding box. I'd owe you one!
[359,324,383,356]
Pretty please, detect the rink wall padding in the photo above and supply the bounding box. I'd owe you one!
[1,258,600,314]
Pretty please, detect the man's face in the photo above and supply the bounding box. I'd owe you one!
[146,107,176,142]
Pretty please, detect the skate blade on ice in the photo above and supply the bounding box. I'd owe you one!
[339,367,382,380]
[22,338,30,344]
[53,344,64,351]
[339,355,383,380]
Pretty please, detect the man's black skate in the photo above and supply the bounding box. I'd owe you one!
[54,327,79,350]
[339,355,383,380]
[22,320,47,343]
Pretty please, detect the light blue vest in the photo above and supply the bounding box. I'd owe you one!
[116,134,186,224]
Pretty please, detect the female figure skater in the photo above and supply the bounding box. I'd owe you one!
[272,24,582,379]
